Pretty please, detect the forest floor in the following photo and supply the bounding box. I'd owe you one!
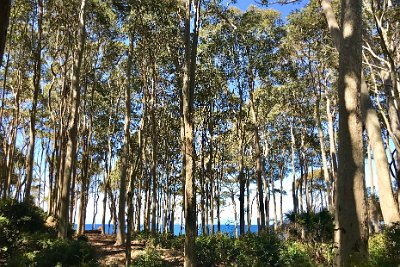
[86,233,184,266]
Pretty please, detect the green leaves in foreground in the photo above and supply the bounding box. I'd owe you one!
[0,199,98,267]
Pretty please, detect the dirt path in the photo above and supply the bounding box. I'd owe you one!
[86,233,183,266]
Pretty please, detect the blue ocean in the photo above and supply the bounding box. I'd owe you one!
[79,224,259,236]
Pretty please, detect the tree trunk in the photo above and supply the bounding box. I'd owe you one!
[150,71,158,236]
[335,0,368,264]
[0,0,11,67]
[210,176,214,235]
[368,142,380,234]
[237,78,246,236]
[115,36,133,246]
[230,189,238,238]
[126,157,140,267]
[101,171,107,235]
[314,92,332,211]
[247,172,251,233]
[272,175,277,231]
[290,123,298,214]
[322,0,400,225]
[182,0,200,265]
[25,0,43,200]
[200,126,206,235]
[58,0,86,239]
[361,79,400,224]
[326,93,338,194]
[247,47,265,232]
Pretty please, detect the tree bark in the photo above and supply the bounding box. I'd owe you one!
[58,0,86,239]
[150,71,158,236]
[25,0,43,200]
[314,92,332,210]
[361,79,400,224]
[368,142,380,234]
[246,47,266,232]
[335,0,368,264]
[322,0,400,225]
[182,0,200,265]
[290,123,298,214]
[0,0,11,67]
[115,36,133,246]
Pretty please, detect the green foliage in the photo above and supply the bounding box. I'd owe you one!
[7,238,98,267]
[154,233,184,251]
[136,231,184,251]
[34,239,98,267]
[133,247,165,267]
[368,223,400,266]
[0,199,98,266]
[279,241,314,267]
[0,198,46,233]
[135,229,152,241]
[0,199,48,258]
[234,233,283,267]
[195,233,236,267]
[285,209,334,242]
[191,232,319,267]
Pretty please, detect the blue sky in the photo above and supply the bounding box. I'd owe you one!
[229,0,307,19]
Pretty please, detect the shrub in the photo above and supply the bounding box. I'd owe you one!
[279,241,314,267]
[0,199,49,259]
[134,247,164,267]
[156,233,184,250]
[139,231,184,251]
[0,199,46,234]
[170,235,185,250]
[136,230,152,241]
[369,222,400,266]
[34,239,98,267]
[285,209,334,243]
[0,199,99,266]
[195,233,236,267]
[234,233,282,267]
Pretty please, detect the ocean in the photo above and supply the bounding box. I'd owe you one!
[78,224,260,236]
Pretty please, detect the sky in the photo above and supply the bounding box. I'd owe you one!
[228,0,307,19]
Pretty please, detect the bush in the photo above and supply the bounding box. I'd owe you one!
[34,239,98,267]
[156,233,184,250]
[195,233,236,267]
[285,209,334,243]
[134,247,164,267]
[135,230,152,241]
[280,241,314,267]
[139,231,184,251]
[369,223,400,266]
[0,198,46,234]
[0,199,99,266]
[0,199,49,259]
[234,233,282,267]
[170,235,185,250]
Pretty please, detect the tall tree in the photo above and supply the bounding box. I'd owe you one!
[321,0,400,224]
[115,35,134,246]
[335,0,368,264]
[58,0,87,239]
[0,0,11,67]
[182,0,201,265]
[25,0,44,200]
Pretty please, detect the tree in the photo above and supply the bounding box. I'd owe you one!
[335,0,368,264]
[58,0,87,239]
[0,0,11,67]
[25,0,44,200]
[181,0,201,265]
[321,0,400,224]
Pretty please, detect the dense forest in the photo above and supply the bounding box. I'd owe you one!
[1,0,400,266]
